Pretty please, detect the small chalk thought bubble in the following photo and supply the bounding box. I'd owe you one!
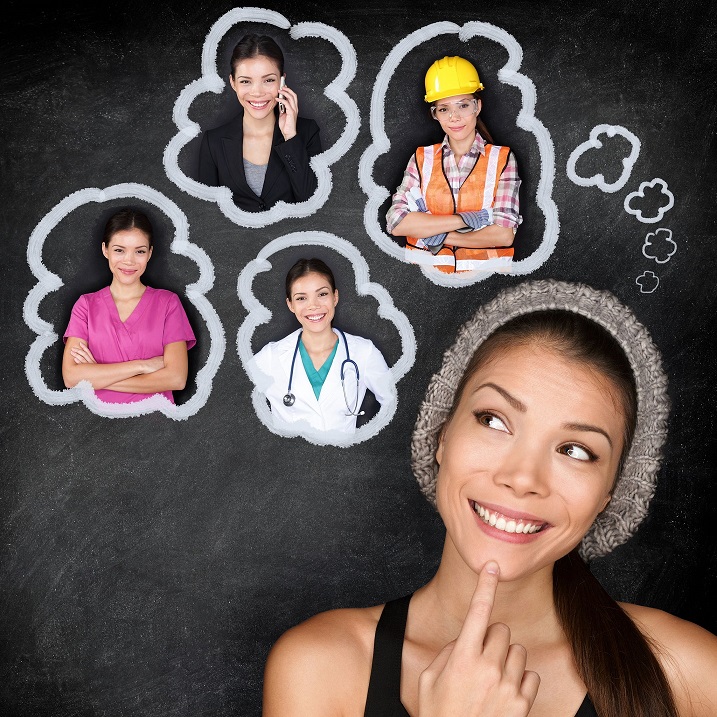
[624,178,674,224]
[635,270,660,294]
[566,124,641,193]
[642,228,677,264]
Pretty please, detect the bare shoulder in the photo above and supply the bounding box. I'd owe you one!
[621,602,717,716]
[263,604,384,717]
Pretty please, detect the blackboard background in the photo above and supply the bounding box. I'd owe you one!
[1,0,716,714]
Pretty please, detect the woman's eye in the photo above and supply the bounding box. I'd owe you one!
[436,107,448,114]
[475,412,509,433]
[459,103,471,110]
[559,444,596,462]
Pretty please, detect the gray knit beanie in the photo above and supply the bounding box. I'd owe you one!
[411,279,669,561]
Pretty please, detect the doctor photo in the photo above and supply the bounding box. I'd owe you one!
[251,258,393,434]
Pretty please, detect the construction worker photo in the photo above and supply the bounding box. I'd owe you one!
[386,55,522,274]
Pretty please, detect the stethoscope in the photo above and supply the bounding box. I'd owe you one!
[283,328,364,416]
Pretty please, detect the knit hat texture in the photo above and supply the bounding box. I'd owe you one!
[410,280,669,561]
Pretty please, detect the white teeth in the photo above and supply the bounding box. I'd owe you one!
[472,502,544,535]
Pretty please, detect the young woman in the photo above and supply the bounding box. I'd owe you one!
[62,208,196,404]
[198,33,321,212]
[387,55,521,274]
[252,258,392,434]
[263,281,717,716]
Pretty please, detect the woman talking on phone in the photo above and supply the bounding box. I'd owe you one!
[198,33,321,212]
[263,281,717,716]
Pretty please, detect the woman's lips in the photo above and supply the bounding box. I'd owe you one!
[305,313,327,322]
[470,500,551,540]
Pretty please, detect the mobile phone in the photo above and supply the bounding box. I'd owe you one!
[278,76,286,113]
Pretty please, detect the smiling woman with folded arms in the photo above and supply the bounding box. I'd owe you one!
[62,208,195,404]
[263,281,717,716]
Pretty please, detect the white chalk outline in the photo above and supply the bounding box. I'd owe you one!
[642,228,677,264]
[237,232,416,447]
[624,178,675,224]
[164,7,360,228]
[359,21,558,288]
[23,183,225,419]
[635,270,660,294]
[566,124,641,193]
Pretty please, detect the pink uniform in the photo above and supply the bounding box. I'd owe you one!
[64,286,196,404]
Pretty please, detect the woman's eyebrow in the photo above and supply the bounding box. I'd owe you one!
[474,382,526,412]
[562,422,613,449]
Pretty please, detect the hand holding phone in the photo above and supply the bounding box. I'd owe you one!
[278,76,286,113]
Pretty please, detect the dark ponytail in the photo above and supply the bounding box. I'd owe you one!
[554,550,677,717]
[473,92,493,144]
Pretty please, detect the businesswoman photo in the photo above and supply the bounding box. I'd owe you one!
[386,55,521,274]
[62,208,196,404]
[252,258,392,434]
[198,33,322,212]
[263,281,717,716]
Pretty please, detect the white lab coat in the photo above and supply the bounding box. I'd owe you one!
[251,328,392,434]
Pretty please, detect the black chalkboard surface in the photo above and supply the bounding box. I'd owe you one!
[1,0,716,714]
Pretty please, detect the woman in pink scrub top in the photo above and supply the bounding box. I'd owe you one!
[62,208,196,404]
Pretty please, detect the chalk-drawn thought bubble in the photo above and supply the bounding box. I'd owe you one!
[635,270,660,294]
[237,232,415,447]
[164,7,360,229]
[359,20,558,288]
[625,178,674,224]
[23,183,225,419]
[642,228,677,264]
[566,124,641,193]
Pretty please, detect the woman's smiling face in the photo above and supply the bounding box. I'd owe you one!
[435,341,625,582]
[101,228,152,287]
[286,272,338,334]
[229,55,281,120]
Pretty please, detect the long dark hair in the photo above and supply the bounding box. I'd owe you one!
[102,207,153,248]
[444,310,677,717]
[230,34,284,77]
[285,258,336,300]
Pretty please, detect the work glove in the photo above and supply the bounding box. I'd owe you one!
[457,208,493,231]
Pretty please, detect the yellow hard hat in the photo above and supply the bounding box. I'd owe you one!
[424,56,484,103]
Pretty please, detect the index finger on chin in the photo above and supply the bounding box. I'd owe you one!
[454,561,500,653]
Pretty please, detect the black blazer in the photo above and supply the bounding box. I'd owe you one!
[198,112,321,212]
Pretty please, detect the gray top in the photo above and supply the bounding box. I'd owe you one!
[243,158,268,196]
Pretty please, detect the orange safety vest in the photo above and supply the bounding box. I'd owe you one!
[406,142,514,274]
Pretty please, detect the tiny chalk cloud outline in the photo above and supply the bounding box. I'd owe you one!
[163,6,360,229]
[624,178,675,224]
[642,228,677,264]
[237,231,416,447]
[23,182,225,419]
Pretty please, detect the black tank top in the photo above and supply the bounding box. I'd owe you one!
[364,595,599,717]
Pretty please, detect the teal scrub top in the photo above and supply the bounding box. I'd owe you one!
[299,338,339,399]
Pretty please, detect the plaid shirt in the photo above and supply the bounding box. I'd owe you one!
[386,133,522,233]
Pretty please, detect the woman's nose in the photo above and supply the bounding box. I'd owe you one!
[493,446,549,497]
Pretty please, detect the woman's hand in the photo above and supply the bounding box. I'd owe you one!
[417,562,540,717]
[277,81,298,141]
[70,340,97,364]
